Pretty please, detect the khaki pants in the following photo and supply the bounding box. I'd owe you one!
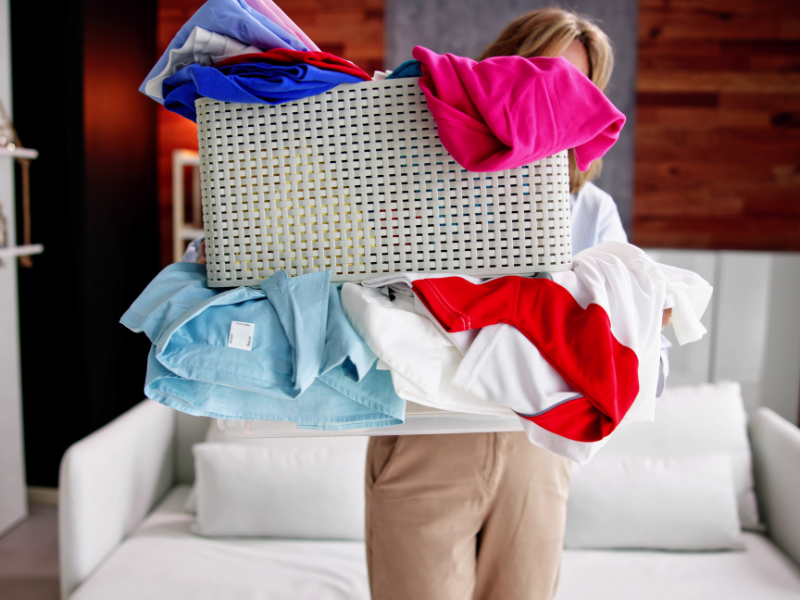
[365,432,571,600]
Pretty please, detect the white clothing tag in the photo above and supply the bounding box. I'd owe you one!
[228,321,254,351]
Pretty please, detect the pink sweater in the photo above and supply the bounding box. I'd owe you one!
[412,46,626,172]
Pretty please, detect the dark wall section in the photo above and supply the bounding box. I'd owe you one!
[82,0,159,427]
[11,0,158,486]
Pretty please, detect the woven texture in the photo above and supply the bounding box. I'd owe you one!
[196,79,572,287]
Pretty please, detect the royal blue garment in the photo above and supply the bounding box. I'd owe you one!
[121,263,405,428]
[386,60,422,79]
[139,0,308,103]
[163,62,363,121]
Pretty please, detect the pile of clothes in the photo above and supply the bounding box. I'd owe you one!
[122,243,711,463]
[126,0,712,463]
[140,0,625,172]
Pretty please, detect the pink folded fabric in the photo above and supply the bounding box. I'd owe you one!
[412,46,626,172]
[246,0,320,52]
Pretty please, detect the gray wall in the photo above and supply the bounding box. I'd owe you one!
[0,0,28,537]
[386,0,639,235]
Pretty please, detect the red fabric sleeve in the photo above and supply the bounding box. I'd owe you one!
[216,49,372,81]
[413,276,639,442]
[412,277,517,332]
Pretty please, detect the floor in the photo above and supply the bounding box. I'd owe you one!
[0,504,59,600]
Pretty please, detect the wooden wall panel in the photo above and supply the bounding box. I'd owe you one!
[634,0,800,250]
[156,0,384,266]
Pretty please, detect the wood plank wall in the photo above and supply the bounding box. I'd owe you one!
[156,0,383,266]
[155,0,799,258]
[634,0,800,250]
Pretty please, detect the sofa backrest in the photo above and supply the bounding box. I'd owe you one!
[175,413,209,484]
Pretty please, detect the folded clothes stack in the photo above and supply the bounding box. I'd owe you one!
[139,0,371,121]
[121,265,405,430]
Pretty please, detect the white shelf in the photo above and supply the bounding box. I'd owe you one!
[179,227,204,240]
[0,244,44,258]
[174,149,199,166]
[0,146,38,159]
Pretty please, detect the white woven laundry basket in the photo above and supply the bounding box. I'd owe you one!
[196,78,572,287]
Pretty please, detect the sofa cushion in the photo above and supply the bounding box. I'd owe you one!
[193,441,366,539]
[602,381,760,529]
[565,454,741,550]
[556,532,800,600]
[69,486,370,600]
[184,420,367,513]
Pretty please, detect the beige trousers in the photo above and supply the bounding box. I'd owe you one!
[365,432,572,600]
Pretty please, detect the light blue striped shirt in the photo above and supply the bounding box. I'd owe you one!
[569,181,628,254]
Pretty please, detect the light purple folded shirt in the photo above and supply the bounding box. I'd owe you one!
[246,0,319,52]
[140,0,315,102]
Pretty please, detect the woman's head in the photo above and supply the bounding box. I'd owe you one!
[480,8,614,192]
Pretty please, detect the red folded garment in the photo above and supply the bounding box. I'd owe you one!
[412,46,626,173]
[216,48,371,81]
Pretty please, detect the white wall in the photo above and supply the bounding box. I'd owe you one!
[0,0,28,536]
[648,249,800,423]
[760,255,800,422]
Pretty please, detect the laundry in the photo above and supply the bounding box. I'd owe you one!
[163,61,365,121]
[128,3,695,455]
[144,26,263,102]
[385,59,422,79]
[142,345,403,429]
[412,242,712,444]
[341,281,511,417]
[346,272,617,463]
[139,0,310,103]
[216,48,371,81]
[411,46,626,172]
[120,263,405,429]
[245,0,320,52]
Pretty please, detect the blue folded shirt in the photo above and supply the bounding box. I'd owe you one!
[121,263,405,429]
[164,62,364,121]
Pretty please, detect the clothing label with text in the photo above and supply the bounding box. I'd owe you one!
[228,321,254,351]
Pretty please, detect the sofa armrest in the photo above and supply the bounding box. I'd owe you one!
[749,407,800,566]
[59,400,176,599]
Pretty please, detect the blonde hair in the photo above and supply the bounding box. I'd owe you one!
[480,8,614,193]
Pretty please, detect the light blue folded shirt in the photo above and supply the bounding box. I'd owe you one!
[121,263,405,429]
[139,0,309,103]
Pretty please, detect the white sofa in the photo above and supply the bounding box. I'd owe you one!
[59,398,800,600]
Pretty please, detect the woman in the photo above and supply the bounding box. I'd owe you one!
[365,9,625,600]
